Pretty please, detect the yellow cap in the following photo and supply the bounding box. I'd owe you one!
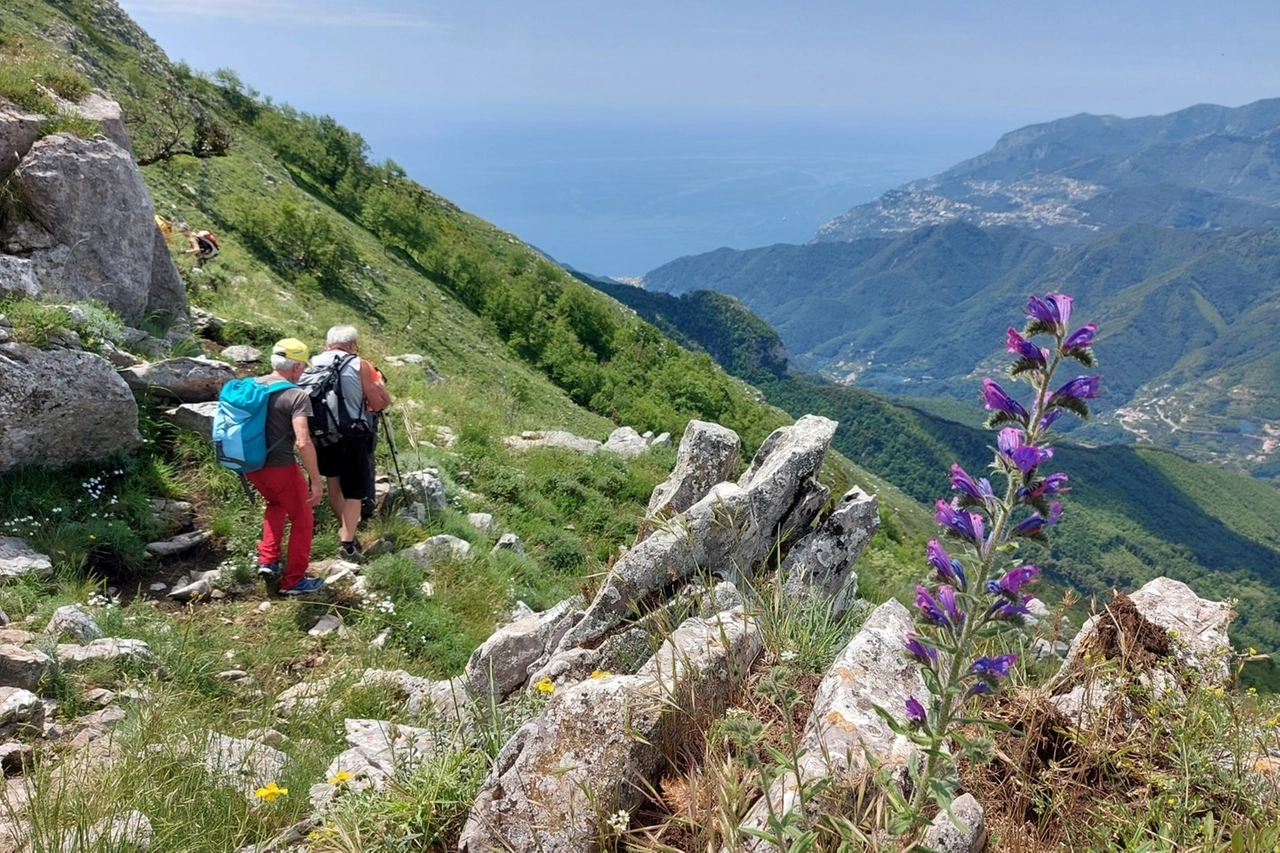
[272,337,311,365]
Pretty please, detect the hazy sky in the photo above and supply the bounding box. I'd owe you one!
[114,0,1280,273]
[116,0,1280,123]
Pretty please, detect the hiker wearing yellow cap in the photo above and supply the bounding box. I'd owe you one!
[243,338,326,595]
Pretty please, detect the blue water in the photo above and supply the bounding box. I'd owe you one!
[332,110,1002,277]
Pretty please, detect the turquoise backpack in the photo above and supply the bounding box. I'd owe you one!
[212,378,294,473]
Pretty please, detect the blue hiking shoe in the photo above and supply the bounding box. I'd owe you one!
[281,576,324,596]
[257,561,281,580]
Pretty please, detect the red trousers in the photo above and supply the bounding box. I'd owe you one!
[245,464,313,589]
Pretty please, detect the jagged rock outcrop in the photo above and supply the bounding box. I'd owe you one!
[0,344,141,473]
[459,607,762,853]
[644,419,741,522]
[735,599,924,850]
[119,357,235,403]
[0,538,52,578]
[556,415,836,652]
[3,132,185,324]
[463,600,582,703]
[0,105,44,176]
[780,486,879,618]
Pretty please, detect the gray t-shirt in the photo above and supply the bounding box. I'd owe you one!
[256,377,312,468]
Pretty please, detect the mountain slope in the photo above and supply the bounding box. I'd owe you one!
[817,98,1280,243]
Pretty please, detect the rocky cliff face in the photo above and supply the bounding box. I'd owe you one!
[0,98,185,324]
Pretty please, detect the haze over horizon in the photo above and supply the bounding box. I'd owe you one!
[117,0,1280,275]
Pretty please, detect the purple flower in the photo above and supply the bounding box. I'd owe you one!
[915,584,964,628]
[1012,501,1063,537]
[998,428,1054,475]
[905,696,927,724]
[904,633,939,665]
[950,463,994,505]
[1027,292,1073,330]
[1006,328,1048,366]
[986,565,1040,596]
[1064,322,1097,351]
[926,538,967,588]
[971,653,1018,678]
[1020,472,1070,501]
[967,681,993,696]
[935,500,983,544]
[1052,376,1101,402]
[1038,410,1063,431]
[982,379,1029,420]
[989,595,1033,620]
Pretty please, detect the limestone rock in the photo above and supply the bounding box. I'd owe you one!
[0,255,38,299]
[66,92,132,155]
[0,687,44,738]
[464,600,582,702]
[0,104,44,176]
[503,430,602,454]
[59,810,153,853]
[120,357,235,403]
[645,419,741,521]
[148,531,212,560]
[56,638,153,670]
[189,307,226,338]
[45,605,102,643]
[310,719,437,811]
[922,793,987,853]
[149,498,194,538]
[737,600,924,850]
[490,533,524,556]
[400,535,470,567]
[164,402,217,438]
[0,344,141,473]
[202,732,288,799]
[780,486,879,618]
[460,608,761,853]
[1129,576,1233,682]
[399,468,447,513]
[309,614,346,637]
[7,133,185,323]
[602,425,649,457]
[467,512,496,534]
[0,740,33,774]
[220,345,262,364]
[0,537,53,578]
[0,645,51,691]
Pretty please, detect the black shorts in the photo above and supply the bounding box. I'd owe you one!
[316,437,371,500]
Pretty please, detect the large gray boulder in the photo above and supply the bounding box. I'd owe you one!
[0,255,38,299]
[0,344,141,473]
[120,357,235,403]
[780,486,879,618]
[735,599,925,851]
[67,92,133,155]
[645,419,741,521]
[460,607,762,853]
[0,104,44,177]
[4,133,186,323]
[164,402,217,437]
[0,537,53,578]
[602,426,648,457]
[464,600,582,702]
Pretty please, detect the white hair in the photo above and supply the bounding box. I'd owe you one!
[271,354,304,371]
[326,324,359,347]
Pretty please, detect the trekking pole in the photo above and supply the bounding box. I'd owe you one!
[381,411,405,491]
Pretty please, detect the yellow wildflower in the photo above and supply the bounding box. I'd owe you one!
[535,677,554,694]
[327,769,353,785]
[1250,647,1258,656]
[255,781,288,802]
[591,670,612,679]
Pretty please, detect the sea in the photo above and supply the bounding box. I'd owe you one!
[333,109,1003,278]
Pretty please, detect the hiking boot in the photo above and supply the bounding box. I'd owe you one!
[281,576,325,596]
[338,543,366,565]
[257,561,281,580]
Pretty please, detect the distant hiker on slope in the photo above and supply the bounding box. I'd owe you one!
[244,338,326,594]
[299,324,391,564]
[179,223,220,267]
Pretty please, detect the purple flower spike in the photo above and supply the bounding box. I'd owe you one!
[982,379,1029,420]
[971,653,1018,678]
[934,500,982,543]
[904,632,939,665]
[926,538,967,588]
[1064,322,1097,350]
[1052,376,1101,402]
[905,696,927,724]
[1006,328,1048,366]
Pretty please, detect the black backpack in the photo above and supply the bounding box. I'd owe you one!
[296,354,356,447]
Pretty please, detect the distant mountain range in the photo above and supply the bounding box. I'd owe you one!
[816,98,1280,244]
[640,98,1280,476]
